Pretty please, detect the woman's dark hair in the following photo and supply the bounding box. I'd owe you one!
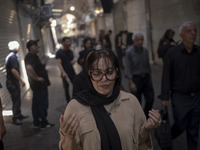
[127,32,133,46]
[85,50,120,74]
[162,29,175,41]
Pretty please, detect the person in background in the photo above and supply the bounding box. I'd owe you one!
[56,37,76,103]
[104,30,112,50]
[126,32,133,48]
[59,50,161,150]
[73,49,95,96]
[5,41,28,125]
[115,31,124,69]
[77,37,93,69]
[157,29,176,62]
[125,33,154,117]
[0,83,6,150]
[73,38,94,96]
[25,40,53,129]
[159,22,200,150]
[99,29,105,49]
[122,30,128,51]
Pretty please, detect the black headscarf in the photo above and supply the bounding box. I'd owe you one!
[73,56,122,150]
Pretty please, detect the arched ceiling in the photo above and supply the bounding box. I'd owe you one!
[45,0,97,20]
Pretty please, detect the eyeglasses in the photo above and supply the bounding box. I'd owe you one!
[90,68,118,81]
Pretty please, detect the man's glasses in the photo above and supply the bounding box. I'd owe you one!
[90,68,118,81]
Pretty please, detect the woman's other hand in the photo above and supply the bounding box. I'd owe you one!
[144,109,161,131]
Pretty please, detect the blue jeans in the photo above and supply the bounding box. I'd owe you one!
[32,88,49,127]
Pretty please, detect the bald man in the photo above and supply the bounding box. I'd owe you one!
[159,22,200,150]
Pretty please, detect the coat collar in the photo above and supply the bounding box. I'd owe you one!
[114,91,130,106]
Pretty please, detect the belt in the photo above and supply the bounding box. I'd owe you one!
[176,92,198,96]
[186,92,197,96]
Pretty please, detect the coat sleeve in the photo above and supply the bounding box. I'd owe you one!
[59,100,81,150]
[130,95,153,150]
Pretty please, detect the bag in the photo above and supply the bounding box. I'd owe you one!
[155,106,172,150]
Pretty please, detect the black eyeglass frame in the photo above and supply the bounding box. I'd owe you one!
[89,68,118,82]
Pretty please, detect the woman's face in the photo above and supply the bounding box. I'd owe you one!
[89,58,117,96]
[168,32,174,39]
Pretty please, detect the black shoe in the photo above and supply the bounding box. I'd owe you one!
[32,125,40,129]
[40,123,54,130]
[19,115,29,120]
[13,119,23,125]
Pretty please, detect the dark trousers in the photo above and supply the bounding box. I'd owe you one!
[171,92,200,150]
[6,80,21,119]
[0,140,4,150]
[62,77,71,103]
[32,88,49,126]
[131,74,154,117]
[116,47,124,69]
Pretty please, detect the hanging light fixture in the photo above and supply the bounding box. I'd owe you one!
[70,6,75,11]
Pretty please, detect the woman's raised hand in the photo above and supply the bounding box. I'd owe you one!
[60,114,79,139]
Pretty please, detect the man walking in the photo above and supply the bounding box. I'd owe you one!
[5,41,28,125]
[125,33,154,117]
[159,22,200,150]
[25,40,53,129]
[56,37,76,103]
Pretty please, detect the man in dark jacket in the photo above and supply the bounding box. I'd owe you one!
[159,22,200,150]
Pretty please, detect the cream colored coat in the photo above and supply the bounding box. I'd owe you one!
[59,91,152,150]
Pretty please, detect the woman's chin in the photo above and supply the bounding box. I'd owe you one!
[97,90,113,97]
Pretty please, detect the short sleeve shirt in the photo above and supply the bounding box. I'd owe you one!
[56,49,76,81]
[5,53,20,81]
[24,52,50,91]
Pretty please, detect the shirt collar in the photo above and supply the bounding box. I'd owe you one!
[133,46,143,53]
[180,42,198,54]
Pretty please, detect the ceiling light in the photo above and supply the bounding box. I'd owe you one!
[95,9,100,14]
[70,6,75,11]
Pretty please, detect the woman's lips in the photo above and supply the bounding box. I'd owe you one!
[99,84,109,88]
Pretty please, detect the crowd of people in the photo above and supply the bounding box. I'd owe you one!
[0,21,199,150]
